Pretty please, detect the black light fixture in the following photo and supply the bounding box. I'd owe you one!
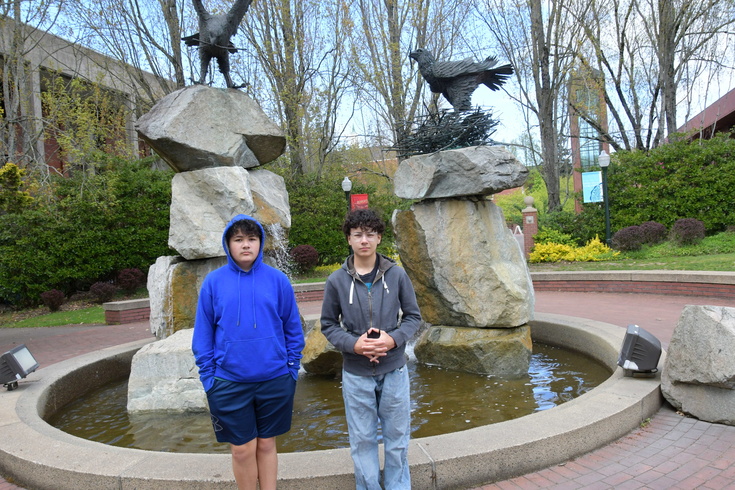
[617,325,661,378]
[1,344,39,390]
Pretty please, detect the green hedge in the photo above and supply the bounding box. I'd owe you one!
[286,176,407,265]
[0,157,172,305]
[608,133,735,233]
[542,133,735,244]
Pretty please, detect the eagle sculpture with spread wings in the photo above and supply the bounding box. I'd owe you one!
[409,48,513,112]
[183,0,253,89]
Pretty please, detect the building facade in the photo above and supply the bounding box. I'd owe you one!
[0,19,173,173]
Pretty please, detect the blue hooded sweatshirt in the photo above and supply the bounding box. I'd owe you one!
[192,214,305,392]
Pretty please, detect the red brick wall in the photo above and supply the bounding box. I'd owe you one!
[105,308,151,325]
[295,278,735,303]
[532,280,735,299]
[295,290,325,303]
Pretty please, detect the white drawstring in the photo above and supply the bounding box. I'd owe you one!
[349,280,355,305]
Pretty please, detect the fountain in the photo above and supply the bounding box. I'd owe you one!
[0,314,663,489]
[0,86,664,489]
[49,342,610,453]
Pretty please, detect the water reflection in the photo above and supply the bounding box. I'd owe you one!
[48,343,609,454]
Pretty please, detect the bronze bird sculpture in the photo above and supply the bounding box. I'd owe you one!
[410,48,513,111]
[183,0,253,89]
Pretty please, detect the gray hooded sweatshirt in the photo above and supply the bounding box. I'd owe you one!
[320,253,423,376]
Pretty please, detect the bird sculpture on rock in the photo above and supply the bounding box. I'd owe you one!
[183,0,253,89]
[409,48,514,112]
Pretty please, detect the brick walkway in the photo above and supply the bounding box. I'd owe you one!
[2,291,735,489]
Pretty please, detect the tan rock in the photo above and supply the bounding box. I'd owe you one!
[301,322,343,376]
[147,256,226,339]
[393,199,534,328]
[414,324,532,377]
[168,167,291,260]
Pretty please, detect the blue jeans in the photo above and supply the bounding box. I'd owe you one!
[342,366,411,490]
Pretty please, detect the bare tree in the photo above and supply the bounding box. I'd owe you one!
[572,0,735,151]
[61,0,185,107]
[0,0,65,177]
[238,0,354,177]
[349,0,471,146]
[477,0,581,212]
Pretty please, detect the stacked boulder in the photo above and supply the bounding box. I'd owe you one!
[661,305,735,425]
[392,145,534,377]
[128,85,290,412]
[138,84,290,340]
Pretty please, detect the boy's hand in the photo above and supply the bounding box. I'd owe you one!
[354,329,396,363]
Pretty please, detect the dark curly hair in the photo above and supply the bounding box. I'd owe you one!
[226,218,263,242]
[342,208,385,237]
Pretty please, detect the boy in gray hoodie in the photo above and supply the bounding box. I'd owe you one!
[321,208,422,490]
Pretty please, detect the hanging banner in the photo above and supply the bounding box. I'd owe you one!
[350,194,369,210]
[582,171,603,203]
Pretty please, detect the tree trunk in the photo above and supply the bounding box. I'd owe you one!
[530,0,561,212]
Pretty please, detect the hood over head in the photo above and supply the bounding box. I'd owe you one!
[222,214,266,272]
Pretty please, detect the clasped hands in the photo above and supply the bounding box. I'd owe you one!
[354,329,396,363]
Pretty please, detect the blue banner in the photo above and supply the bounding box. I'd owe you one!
[582,171,603,203]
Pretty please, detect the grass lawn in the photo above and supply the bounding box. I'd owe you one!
[0,302,104,329]
[0,289,147,329]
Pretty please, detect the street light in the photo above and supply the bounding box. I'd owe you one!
[341,176,353,256]
[341,176,352,215]
[599,150,611,245]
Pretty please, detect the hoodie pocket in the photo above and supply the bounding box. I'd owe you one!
[221,337,287,378]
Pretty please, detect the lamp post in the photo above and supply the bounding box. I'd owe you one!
[598,150,611,245]
[341,176,352,215]
[341,176,353,256]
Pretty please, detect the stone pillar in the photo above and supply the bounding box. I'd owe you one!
[522,196,538,257]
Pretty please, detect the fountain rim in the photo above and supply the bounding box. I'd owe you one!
[0,313,663,490]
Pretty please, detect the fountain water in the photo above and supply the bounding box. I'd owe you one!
[264,222,294,279]
[50,342,610,453]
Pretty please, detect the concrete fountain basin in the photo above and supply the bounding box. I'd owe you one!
[0,313,662,490]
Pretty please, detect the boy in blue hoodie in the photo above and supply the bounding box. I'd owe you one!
[192,214,305,490]
[321,209,422,490]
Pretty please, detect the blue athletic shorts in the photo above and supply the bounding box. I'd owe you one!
[205,373,297,446]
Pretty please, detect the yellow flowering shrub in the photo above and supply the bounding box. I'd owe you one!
[529,243,575,263]
[314,263,341,276]
[529,236,619,263]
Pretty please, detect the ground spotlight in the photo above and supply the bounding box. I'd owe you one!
[617,324,662,378]
[1,344,39,390]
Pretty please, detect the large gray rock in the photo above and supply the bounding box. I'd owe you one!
[147,255,226,339]
[414,324,532,377]
[393,145,528,200]
[169,167,291,260]
[392,199,534,328]
[135,85,286,172]
[127,329,207,413]
[661,305,735,425]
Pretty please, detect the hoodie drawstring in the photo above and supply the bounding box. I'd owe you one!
[252,272,257,328]
[349,280,355,305]
[237,271,241,327]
